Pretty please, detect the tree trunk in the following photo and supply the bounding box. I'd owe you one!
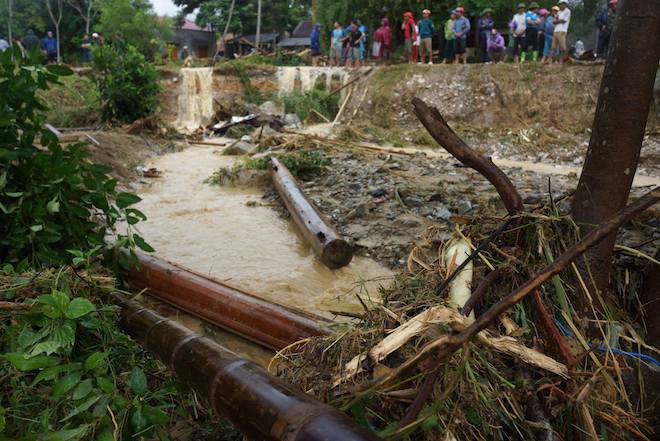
[640,248,660,431]
[7,0,13,48]
[570,0,660,311]
[255,0,262,49]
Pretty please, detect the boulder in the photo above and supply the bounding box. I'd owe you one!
[259,101,285,117]
[283,113,303,129]
[223,139,256,156]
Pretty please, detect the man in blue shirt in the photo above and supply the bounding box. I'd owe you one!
[453,7,470,64]
[310,23,321,66]
[330,22,344,66]
[524,2,542,62]
[418,9,436,64]
[42,31,58,64]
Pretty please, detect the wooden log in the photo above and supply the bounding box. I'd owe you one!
[126,252,330,350]
[115,295,380,441]
[269,157,353,269]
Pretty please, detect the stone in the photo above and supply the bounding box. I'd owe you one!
[258,101,285,117]
[347,203,368,220]
[223,140,256,156]
[457,200,473,214]
[369,188,387,198]
[433,206,452,221]
[250,125,279,142]
[283,113,303,129]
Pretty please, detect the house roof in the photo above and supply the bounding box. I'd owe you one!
[292,20,313,38]
[179,18,213,33]
[231,33,280,44]
[278,37,310,47]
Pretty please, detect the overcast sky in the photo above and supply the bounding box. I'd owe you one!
[151,0,181,16]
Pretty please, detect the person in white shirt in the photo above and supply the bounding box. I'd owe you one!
[551,0,571,63]
[511,3,527,63]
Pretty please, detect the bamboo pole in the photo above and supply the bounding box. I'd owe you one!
[114,295,380,441]
[269,157,353,269]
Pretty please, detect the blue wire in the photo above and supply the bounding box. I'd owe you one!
[554,320,660,367]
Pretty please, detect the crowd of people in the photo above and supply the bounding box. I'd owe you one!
[312,0,618,67]
[0,29,125,63]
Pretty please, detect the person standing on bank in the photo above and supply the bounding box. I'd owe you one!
[42,31,57,64]
[551,0,571,64]
[418,9,436,64]
[596,0,617,60]
[478,8,494,63]
[524,2,542,62]
[81,34,92,63]
[310,23,321,66]
[452,7,470,64]
[402,11,417,64]
[330,22,344,66]
[511,3,527,63]
[443,10,456,64]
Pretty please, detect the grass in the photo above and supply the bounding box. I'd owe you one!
[281,89,339,123]
[206,150,329,186]
[39,74,100,128]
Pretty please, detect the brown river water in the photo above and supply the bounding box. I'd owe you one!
[134,145,393,364]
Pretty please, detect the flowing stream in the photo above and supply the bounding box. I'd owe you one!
[135,145,392,363]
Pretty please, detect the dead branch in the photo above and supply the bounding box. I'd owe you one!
[373,188,659,388]
[0,301,32,311]
[329,68,374,96]
[412,98,524,216]
[461,266,508,316]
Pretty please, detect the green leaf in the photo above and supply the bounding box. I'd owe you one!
[97,377,115,394]
[43,424,89,441]
[61,394,102,421]
[95,428,114,441]
[0,406,5,432]
[143,405,169,426]
[47,197,60,214]
[46,64,74,77]
[30,224,44,232]
[72,378,94,400]
[29,341,62,357]
[84,352,106,370]
[116,192,142,209]
[2,353,59,371]
[53,371,82,397]
[52,290,70,315]
[130,407,150,434]
[66,298,96,319]
[133,234,155,253]
[32,363,82,386]
[128,367,149,396]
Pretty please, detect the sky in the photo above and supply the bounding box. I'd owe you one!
[151,0,182,17]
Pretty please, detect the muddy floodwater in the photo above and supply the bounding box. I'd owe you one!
[134,145,393,361]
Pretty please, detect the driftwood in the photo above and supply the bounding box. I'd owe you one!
[329,67,374,97]
[373,187,659,388]
[412,98,524,216]
[269,157,353,269]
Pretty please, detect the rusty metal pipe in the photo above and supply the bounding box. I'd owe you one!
[126,252,330,350]
[115,295,380,441]
[269,157,353,269]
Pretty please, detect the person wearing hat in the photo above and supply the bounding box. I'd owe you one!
[551,0,571,63]
[524,2,542,62]
[443,10,456,64]
[478,8,494,63]
[418,9,436,64]
[373,18,393,65]
[541,7,558,63]
[511,3,528,63]
[452,7,470,64]
[596,0,617,60]
[402,11,417,63]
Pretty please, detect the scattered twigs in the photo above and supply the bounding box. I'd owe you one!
[333,86,354,125]
[412,98,524,216]
[532,289,575,366]
[461,266,508,316]
[0,301,32,311]
[435,218,514,295]
[373,188,659,388]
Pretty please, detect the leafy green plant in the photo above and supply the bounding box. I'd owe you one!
[281,89,339,123]
[0,48,150,267]
[0,264,223,440]
[39,74,100,128]
[93,45,161,124]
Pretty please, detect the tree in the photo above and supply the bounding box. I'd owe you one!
[6,0,13,47]
[570,0,660,310]
[44,0,64,62]
[66,0,99,34]
[96,0,171,58]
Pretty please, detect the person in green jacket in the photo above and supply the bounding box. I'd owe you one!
[418,8,436,64]
[442,10,456,64]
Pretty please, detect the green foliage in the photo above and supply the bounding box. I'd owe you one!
[96,0,172,59]
[281,89,339,123]
[39,74,100,128]
[0,265,239,440]
[93,45,160,124]
[206,150,329,185]
[183,0,310,35]
[0,49,150,266]
[227,50,308,67]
